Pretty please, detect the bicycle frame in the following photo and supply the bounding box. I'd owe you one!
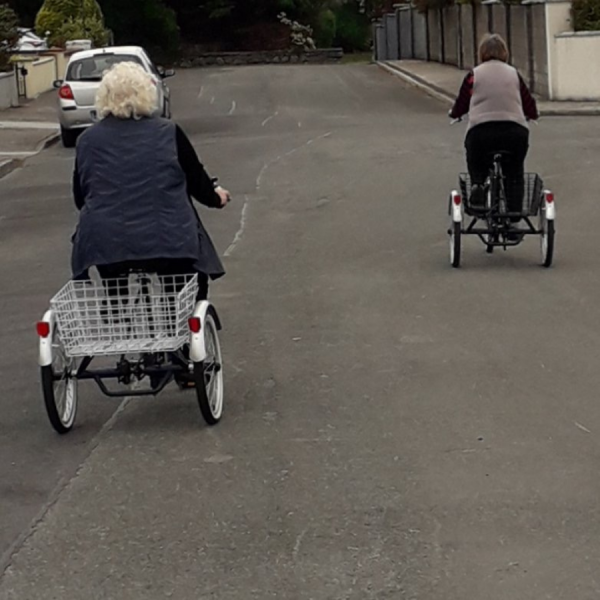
[463,155,543,248]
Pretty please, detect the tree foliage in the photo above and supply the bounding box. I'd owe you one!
[572,0,600,30]
[100,0,180,58]
[0,3,18,71]
[35,0,108,46]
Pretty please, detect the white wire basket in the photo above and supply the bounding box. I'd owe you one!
[50,274,199,357]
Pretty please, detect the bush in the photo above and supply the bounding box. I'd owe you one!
[101,0,181,59]
[333,1,370,52]
[35,0,106,44]
[0,4,18,71]
[572,0,600,30]
[314,8,336,47]
[52,15,109,47]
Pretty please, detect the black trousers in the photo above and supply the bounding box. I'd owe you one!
[465,122,529,214]
[97,258,209,302]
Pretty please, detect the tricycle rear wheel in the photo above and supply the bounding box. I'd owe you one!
[41,328,78,434]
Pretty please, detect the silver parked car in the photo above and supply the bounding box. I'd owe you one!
[55,46,174,148]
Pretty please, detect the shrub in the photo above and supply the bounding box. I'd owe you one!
[52,15,109,47]
[572,0,600,30]
[0,4,18,71]
[278,12,316,50]
[101,0,181,59]
[315,8,336,47]
[333,1,370,52]
[35,0,106,44]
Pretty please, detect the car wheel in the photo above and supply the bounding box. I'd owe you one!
[60,126,78,148]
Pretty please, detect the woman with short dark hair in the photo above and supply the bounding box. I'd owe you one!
[450,34,538,216]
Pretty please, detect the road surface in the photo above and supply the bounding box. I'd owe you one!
[1,64,600,599]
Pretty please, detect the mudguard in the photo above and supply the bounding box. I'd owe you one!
[450,191,463,223]
[543,191,556,221]
[38,310,54,367]
[189,302,221,363]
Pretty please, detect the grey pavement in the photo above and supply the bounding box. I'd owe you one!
[0,92,59,171]
[382,59,600,116]
[1,65,600,599]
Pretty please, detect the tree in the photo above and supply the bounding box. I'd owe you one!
[5,0,42,27]
[35,0,107,46]
[99,0,180,59]
[0,4,18,71]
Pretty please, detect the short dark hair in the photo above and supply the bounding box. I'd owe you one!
[479,33,509,63]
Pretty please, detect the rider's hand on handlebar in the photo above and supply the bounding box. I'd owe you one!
[215,186,231,208]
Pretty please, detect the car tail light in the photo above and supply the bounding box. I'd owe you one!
[545,192,554,203]
[453,194,462,205]
[59,84,74,100]
[36,322,50,338]
[188,317,201,333]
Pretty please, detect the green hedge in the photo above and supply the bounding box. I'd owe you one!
[36,0,101,34]
[572,0,600,30]
[0,4,19,71]
[333,1,370,52]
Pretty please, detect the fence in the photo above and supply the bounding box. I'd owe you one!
[374,0,577,99]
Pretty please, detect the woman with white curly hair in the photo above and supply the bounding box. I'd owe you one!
[71,61,230,300]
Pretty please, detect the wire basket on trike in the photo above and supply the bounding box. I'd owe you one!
[36,272,224,434]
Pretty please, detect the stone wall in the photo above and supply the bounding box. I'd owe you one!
[178,48,343,68]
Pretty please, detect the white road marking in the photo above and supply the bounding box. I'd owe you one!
[261,112,278,127]
[198,85,204,98]
[225,132,332,259]
[256,131,332,190]
[228,101,236,115]
[224,196,249,257]
[0,121,59,130]
[210,96,215,105]
[0,151,37,157]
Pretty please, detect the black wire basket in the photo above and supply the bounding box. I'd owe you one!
[459,173,544,217]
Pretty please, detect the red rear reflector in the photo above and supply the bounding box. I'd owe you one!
[188,317,201,333]
[546,192,554,203]
[37,322,50,338]
[453,194,462,205]
[59,84,74,100]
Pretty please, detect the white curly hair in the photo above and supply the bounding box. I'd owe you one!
[95,61,158,120]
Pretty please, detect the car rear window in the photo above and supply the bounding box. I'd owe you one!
[67,54,144,82]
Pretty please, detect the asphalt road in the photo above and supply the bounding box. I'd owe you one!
[1,64,600,599]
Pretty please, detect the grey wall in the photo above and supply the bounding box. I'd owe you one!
[374,3,550,99]
[531,4,549,96]
[375,22,386,61]
[444,6,460,66]
[399,8,413,59]
[0,71,17,110]
[461,5,476,69]
[510,5,530,85]
[413,11,428,60]
[428,10,443,62]
[491,4,508,40]
[476,4,490,52]
[385,13,399,60]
